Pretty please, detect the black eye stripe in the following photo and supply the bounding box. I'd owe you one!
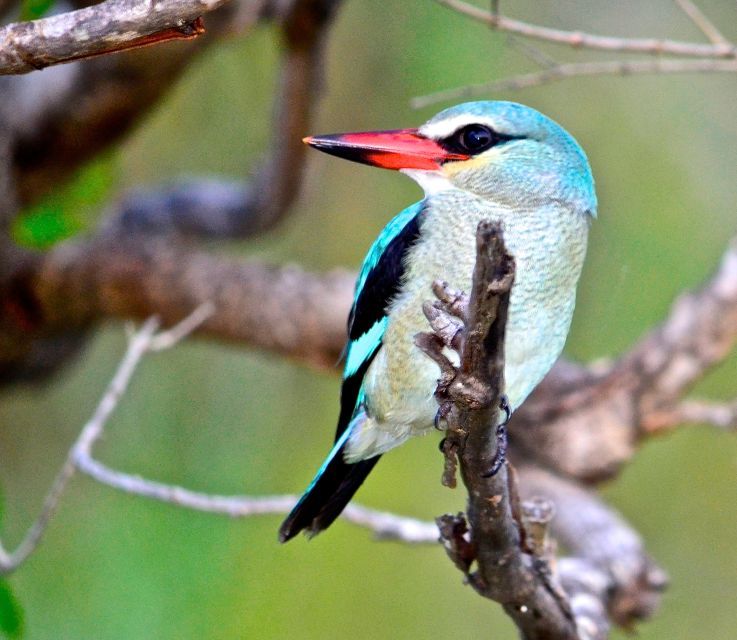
[439,124,522,157]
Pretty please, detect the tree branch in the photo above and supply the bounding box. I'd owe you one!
[510,234,737,481]
[412,58,737,108]
[434,0,737,58]
[29,233,354,369]
[0,0,227,75]
[673,0,730,47]
[78,448,443,543]
[112,0,342,238]
[0,307,214,575]
[418,222,584,639]
[412,1,737,107]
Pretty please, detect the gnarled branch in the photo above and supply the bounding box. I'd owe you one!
[0,0,225,75]
[418,222,582,639]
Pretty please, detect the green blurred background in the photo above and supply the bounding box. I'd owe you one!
[2,1,737,638]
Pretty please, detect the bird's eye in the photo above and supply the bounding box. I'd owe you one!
[459,125,495,151]
[450,125,498,154]
[439,124,523,158]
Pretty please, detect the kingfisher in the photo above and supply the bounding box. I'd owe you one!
[279,101,596,542]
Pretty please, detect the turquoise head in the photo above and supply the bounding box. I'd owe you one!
[303,100,596,215]
[417,101,597,215]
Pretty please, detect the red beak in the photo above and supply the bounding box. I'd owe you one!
[303,128,469,171]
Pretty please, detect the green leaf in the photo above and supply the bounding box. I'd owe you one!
[12,155,116,249]
[12,205,74,249]
[0,580,23,639]
[20,0,55,21]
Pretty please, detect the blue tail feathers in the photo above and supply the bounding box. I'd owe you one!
[279,425,380,542]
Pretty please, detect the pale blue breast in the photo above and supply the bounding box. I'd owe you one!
[347,188,589,460]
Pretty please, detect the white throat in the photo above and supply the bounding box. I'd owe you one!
[400,169,454,197]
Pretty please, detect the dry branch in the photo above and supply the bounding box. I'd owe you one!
[418,222,583,639]
[1,310,439,576]
[434,0,737,58]
[510,235,737,482]
[415,223,670,637]
[412,58,737,108]
[0,0,227,75]
[413,1,737,107]
[0,310,212,574]
[30,233,354,369]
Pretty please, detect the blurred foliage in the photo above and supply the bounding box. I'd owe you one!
[19,0,54,21]
[1,1,737,639]
[0,581,23,639]
[12,157,115,248]
[0,489,23,639]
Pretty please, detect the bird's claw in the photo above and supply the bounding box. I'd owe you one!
[482,395,511,477]
[499,394,511,427]
[434,402,452,430]
[482,422,508,477]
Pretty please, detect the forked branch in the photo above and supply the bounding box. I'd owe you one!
[434,0,736,58]
[413,0,737,107]
[417,222,582,639]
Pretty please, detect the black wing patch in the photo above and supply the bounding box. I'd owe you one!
[335,209,424,441]
[348,212,423,340]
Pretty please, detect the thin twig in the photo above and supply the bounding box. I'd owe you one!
[149,302,216,351]
[506,34,559,69]
[0,299,435,576]
[642,398,737,433]
[0,317,159,574]
[434,0,737,58]
[0,307,212,575]
[674,0,730,46]
[74,455,441,542]
[412,58,737,108]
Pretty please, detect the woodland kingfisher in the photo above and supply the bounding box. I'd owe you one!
[279,101,596,542]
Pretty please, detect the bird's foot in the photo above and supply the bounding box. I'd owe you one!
[498,394,511,426]
[482,395,511,478]
[433,402,452,430]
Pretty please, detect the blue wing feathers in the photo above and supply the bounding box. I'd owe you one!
[337,202,424,439]
[348,202,424,340]
[278,201,425,541]
[352,202,424,307]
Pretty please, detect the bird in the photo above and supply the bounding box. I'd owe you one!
[279,101,596,542]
